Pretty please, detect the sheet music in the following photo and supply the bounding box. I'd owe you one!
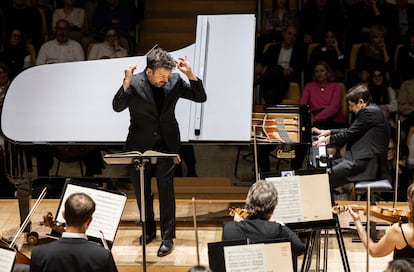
[224,242,293,272]
[265,174,333,224]
[55,183,126,242]
[267,176,304,223]
[224,243,266,272]
[0,247,16,272]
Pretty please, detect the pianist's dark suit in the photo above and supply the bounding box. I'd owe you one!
[112,70,206,240]
[329,103,390,188]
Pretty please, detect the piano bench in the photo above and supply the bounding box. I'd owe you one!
[354,179,393,204]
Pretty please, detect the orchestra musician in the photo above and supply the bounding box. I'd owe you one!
[348,183,414,260]
[222,180,306,261]
[15,192,117,272]
[312,84,391,190]
[112,47,207,257]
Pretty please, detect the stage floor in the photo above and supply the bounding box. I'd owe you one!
[1,197,403,272]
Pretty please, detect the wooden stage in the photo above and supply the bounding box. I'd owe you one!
[0,177,406,271]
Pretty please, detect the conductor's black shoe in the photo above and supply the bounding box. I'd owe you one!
[157,239,174,257]
[139,231,156,245]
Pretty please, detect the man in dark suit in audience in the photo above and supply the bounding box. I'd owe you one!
[256,24,303,105]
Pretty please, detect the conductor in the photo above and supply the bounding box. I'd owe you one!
[312,84,390,189]
[112,48,207,257]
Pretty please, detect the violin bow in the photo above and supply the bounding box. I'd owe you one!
[10,186,47,249]
[99,230,110,250]
[192,197,200,266]
[394,120,401,208]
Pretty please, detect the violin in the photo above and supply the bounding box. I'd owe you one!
[229,207,249,219]
[42,212,65,235]
[0,237,31,265]
[332,204,410,223]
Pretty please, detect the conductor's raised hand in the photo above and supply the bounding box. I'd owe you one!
[123,64,136,91]
[124,64,137,81]
[176,56,197,80]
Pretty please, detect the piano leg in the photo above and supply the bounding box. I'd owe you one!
[15,180,31,232]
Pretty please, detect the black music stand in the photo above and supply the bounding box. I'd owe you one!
[103,151,180,272]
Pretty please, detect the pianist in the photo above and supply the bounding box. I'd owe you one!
[112,48,207,257]
[312,84,390,189]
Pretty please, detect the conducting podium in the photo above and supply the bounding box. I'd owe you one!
[103,151,180,271]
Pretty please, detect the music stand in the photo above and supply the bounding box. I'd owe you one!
[103,151,180,272]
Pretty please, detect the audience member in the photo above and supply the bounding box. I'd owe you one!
[4,0,44,53]
[52,0,86,42]
[36,19,85,65]
[28,192,118,271]
[0,27,32,80]
[88,0,134,53]
[349,182,414,260]
[256,0,298,57]
[223,180,306,259]
[87,27,128,60]
[348,24,392,88]
[367,68,398,127]
[312,84,390,190]
[397,76,414,138]
[396,27,414,84]
[387,130,411,201]
[307,30,346,83]
[299,0,345,45]
[381,0,414,48]
[256,24,303,105]
[346,0,384,48]
[300,61,347,129]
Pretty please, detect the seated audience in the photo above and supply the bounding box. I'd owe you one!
[256,24,303,105]
[346,0,384,49]
[86,0,134,53]
[256,0,298,57]
[367,68,398,127]
[349,183,414,260]
[298,0,345,46]
[307,30,346,82]
[396,27,414,85]
[0,27,32,79]
[356,25,392,82]
[36,19,85,64]
[300,61,347,129]
[4,0,44,52]
[398,76,414,139]
[223,180,306,259]
[87,27,128,60]
[52,0,86,42]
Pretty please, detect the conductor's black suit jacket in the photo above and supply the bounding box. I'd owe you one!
[113,70,207,153]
